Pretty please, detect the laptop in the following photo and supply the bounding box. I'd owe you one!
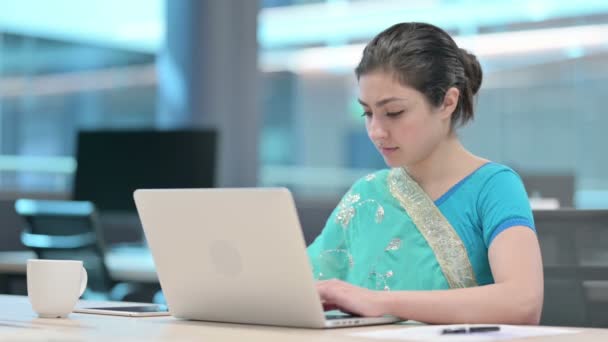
[134,188,402,328]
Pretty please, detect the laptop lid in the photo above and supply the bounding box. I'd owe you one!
[134,188,329,328]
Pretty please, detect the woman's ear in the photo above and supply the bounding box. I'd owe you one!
[439,87,459,119]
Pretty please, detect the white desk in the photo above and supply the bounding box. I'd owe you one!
[0,246,157,283]
[1,295,608,342]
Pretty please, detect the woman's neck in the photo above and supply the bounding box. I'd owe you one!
[404,135,480,189]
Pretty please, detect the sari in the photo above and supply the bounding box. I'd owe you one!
[306,163,535,291]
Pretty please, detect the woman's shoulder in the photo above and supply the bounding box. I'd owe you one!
[451,162,527,201]
[473,162,523,184]
[470,162,530,205]
[349,169,392,193]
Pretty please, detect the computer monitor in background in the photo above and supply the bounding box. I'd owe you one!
[73,129,217,213]
[520,173,575,208]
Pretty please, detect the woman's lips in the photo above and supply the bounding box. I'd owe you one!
[380,147,399,155]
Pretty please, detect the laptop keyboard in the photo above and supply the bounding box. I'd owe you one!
[325,314,361,320]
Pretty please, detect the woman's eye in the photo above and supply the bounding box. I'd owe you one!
[386,110,404,117]
[361,111,372,117]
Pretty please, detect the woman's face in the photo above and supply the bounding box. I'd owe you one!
[358,70,453,168]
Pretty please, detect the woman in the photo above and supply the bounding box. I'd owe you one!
[307,22,543,325]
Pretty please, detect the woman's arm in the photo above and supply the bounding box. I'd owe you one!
[316,226,544,324]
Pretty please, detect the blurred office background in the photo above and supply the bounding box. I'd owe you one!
[1,0,608,326]
[1,0,607,207]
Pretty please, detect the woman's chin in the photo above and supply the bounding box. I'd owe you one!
[382,157,403,168]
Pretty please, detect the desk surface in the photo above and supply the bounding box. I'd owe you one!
[1,295,608,342]
[0,247,157,283]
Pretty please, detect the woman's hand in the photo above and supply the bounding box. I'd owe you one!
[316,279,386,317]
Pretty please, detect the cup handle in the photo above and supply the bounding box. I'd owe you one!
[79,267,88,297]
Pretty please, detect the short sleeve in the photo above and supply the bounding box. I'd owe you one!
[478,169,536,247]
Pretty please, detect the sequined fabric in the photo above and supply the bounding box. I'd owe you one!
[335,192,385,230]
[385,238,402,251]
[316,179,387,284]
[308,168,479,291]
[335,193,360,228]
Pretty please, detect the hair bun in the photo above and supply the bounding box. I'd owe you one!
[459,48,483,95]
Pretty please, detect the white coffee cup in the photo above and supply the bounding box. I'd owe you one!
[27,259,88,318]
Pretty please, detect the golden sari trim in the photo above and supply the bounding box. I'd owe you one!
[388,168,478,288]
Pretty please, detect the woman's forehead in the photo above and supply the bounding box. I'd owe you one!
[358,74,421,104]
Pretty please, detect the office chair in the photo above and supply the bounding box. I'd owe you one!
[15,198,140,301]
[536,209,608,327]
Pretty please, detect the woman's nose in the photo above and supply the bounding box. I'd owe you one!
[368,117,388,140]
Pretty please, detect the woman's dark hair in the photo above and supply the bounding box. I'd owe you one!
[355,22,482,127]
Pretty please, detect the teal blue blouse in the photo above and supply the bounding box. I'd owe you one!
[434,162,535,285]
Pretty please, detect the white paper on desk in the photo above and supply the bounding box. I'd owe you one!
[350,325,579,341]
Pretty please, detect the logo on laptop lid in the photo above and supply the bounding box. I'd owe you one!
[209,240,243,277]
